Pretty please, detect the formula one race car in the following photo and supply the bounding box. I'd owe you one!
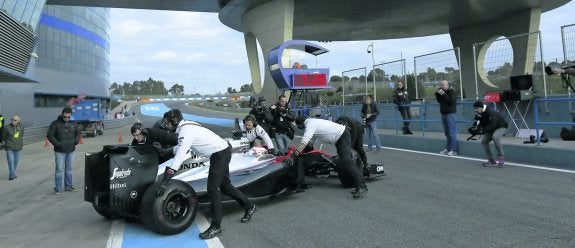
[84,137,384,235]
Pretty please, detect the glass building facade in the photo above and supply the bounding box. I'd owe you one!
[0,3,111,126]
[0,0,46,32]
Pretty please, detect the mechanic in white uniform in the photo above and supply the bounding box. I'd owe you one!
[239,114,276,154]
[293,116,368,199]
[157,109,257,240]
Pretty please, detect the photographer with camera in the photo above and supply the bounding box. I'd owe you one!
[270,95,295,155]
[392,80,413,135]
[471,101,508,167]
[435,80,458,156]
[249,96,274,137]
[361,95,382,152]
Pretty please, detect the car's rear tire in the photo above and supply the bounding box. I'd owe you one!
[92,202,121,220]
[140,180,198,235]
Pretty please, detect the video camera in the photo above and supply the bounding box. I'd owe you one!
[544,64,575,75]
[468,126,484,136]
[466,125,483,141]
[545,65,575,92]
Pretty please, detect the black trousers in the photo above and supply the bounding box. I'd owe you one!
[336,129,366,188]
[398,106,412,128]
[207,145,252,227]
[350,125,368,168]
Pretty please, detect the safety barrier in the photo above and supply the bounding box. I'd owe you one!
[533,97,575,145]
[21,116,137,146]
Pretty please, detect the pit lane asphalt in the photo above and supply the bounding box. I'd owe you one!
[1,103,574,248]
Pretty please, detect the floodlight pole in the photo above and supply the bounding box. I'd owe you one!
[367,41,376,101]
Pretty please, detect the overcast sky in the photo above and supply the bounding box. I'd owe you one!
[109,1,575,95]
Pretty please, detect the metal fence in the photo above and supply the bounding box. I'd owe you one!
[21,116,137,145]
[414,48,462,100]
[341,67,367,105]
[473,31,546,97]
[374,59,406,102]
[561,23,575,63]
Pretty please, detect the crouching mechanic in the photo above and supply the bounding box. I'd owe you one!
[239,114,276,155]
[472,101,508,167]
[157,109,257,240]
[130,123,178,163]
[294,116,368,198]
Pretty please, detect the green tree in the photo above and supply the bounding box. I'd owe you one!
[169,84,185,96]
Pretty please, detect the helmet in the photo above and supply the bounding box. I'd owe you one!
[164,109,183,127]
[250,147,268,157]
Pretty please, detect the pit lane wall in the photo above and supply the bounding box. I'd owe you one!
[19,116,137,145]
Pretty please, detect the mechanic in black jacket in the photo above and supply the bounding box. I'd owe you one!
[47,107,81,194]
[335,116,369,173]
[130,123,178,163]
[471,101,508,167]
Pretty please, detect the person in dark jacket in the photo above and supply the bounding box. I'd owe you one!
[435,80,458,156]
[2,115,24,180]
[249,96,274,136]
[472,101,509,167]
[47,107,81,194]
[130,123,178,163]
[335,116,369,172]
[269,95,295,154]
[361,95,382,152]
[0,113,4,146]
[392,81,413,135]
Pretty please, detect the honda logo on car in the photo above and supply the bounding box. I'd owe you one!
[180,161,207,170]
[110,167,132,180]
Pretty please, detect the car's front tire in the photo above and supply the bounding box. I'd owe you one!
[140,180,198,235]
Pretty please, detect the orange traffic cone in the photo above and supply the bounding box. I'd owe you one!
[44,138,51,147]
[79,135,84,145]
[117,133,123,142]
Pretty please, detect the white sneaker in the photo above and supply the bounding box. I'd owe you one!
[447,151,457,156]
[439,149,448,155]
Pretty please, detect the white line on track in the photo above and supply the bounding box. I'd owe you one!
[106,220,125,248]
[380,145,575,174]
[106,214,224,248]
[196,214,225,248]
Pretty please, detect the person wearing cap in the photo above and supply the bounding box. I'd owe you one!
[249,96,274,136]
[472,101,508,167]
[2,115,24,180]
[158,109,257,240]
[293,116,368,198]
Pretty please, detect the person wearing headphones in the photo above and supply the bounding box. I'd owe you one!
[293,116,368,199]
[130,123,178,163]
[158,109,257,240]
[239,114,276,154]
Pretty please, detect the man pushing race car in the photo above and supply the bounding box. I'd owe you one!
[291,116,368,199]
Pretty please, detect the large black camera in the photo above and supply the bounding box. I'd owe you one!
[468,126,484,136]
